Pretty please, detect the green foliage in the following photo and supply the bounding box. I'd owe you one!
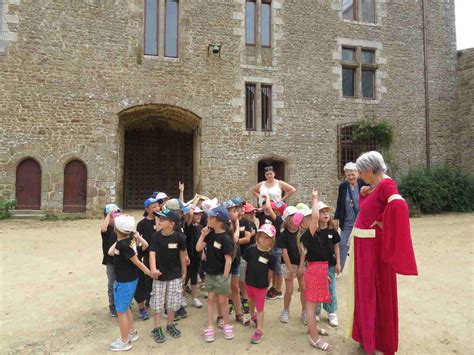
[352,119,393,151]
[399,165,474,214]
[0,199,17,220]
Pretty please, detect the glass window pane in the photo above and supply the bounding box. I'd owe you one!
[342,47,355,62]
[246,84,256,130]
[342,0,355,20]
[362,70,375,98]
[246,1,255,45]
[361,50,375,64]
[165,0,178,57]
[261,2,271,47]
[261,85,272,131]
[360,0,375,23]
[145,0,158,55]
[342,68,355,97]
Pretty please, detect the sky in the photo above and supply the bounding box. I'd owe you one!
[455,0,474,50]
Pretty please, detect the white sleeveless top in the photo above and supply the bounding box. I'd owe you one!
[259,180,283,206]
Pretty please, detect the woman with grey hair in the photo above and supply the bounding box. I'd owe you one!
[346,151,418,355]
[334,162,367,272]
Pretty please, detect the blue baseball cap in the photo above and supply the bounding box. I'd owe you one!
[144,197,158,209]
[104,203,120,215]
[206,205,230,223]
[231,196,244,206]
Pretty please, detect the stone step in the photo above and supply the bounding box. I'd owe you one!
[10,210,46,220]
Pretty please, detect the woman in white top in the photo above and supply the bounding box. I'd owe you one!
[251,166,296,206]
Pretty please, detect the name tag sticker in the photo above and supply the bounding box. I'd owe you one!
[239,226,245,231]
[114,249,120,255]
[258,256,268,264]
[213,241,222,249]
[168,243,178,249]
[153,225,156,230]
[328,234,333,239]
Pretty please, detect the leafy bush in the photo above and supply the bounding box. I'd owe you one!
[352,119,393,151]
[0,199,17,220]
[399,165,474,213]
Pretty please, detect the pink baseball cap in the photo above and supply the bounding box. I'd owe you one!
[291,212,305,228]
[257,224,276,238]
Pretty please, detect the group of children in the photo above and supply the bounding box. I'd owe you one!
[101,185,341,352]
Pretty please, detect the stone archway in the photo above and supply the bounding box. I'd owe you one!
[118,104,201,209]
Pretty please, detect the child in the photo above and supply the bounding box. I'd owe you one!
[107,214,158,352]
[277,206,306,324]
[100,203,120,317]
[243,224,277,344]
[132,231,150,321]
[298,190,334,351]
[184,204,204,308]
[315,202,341,327]
[149,208,188,343]
[196,205,235,342]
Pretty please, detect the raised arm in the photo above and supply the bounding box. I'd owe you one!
[135,232,149,251]
[196,226,210,252]
[100,211,112,233]
[262,194,277,220]
[107,242,117,257]
[178,181,184,202]
[308,189,320,236]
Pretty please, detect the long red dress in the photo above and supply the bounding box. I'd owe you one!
[348,178,418,354]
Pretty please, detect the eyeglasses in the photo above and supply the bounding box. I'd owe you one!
[264,166,274,172]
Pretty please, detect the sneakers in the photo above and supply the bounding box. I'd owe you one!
[274,290,284,299]
[176,306,188,319]
[251,314,258,327]
[266,287,277,300]
[203,327,215,342]
[223,324,235,340]
[151,327,166,343]
[109,338,132,352]
[301,311,307,325]
[128,330,139,342]
[328,313,339,327]
[228,300,234,314]
[109,305,118,318]
[181,298,187,308]
[241,298,250,314]
[166,323,182,338]
[251,329,264,344]
[192,298,203,308]
[316,314,321,322]
[280,309,289,323]
[139,308,149,321]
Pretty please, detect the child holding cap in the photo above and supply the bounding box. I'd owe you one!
[196,205,235,342]
[107,214,158,352]
[149,208,188,343]
[100,204,120,317]
[242,223,277,344]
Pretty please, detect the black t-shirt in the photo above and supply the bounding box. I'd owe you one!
[113,236,138,282]
[184,223,203,259]
[247,220,257,246]
[101,225,117,265]
[204,231,234,275]
[136,218,156,266]
[277,229,300,265]
[150,230,186,281]
[243,245,276,289]
[238,219,253,256]
[257,212,283,241]
[300,228,341,266]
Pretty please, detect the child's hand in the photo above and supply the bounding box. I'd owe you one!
[201,226,211,238]
[150,270,161,279]
[178,181,184,191]
[335,264,341,275]
[312,189,319,200]
[297,267,305,279]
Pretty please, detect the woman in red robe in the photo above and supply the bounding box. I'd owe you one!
[346,151,418,355]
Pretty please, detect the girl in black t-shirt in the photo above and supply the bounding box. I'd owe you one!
[184,205,204,308]
[297,191,333,352]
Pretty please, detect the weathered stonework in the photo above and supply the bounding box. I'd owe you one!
[0,0,20,54]
[0,0,464,216]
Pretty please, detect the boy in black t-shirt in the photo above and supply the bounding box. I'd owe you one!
[149,208,188,343]
[107,215,158,352]
[184,205,204,308]
[100,204,120,317]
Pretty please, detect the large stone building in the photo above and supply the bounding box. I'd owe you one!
[0,0,466,216]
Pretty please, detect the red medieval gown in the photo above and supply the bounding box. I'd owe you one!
[347,178,418,354]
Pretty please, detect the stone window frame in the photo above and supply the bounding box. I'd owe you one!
[143,0,180,60]
[245,83,257,131]
[0,0,20,55]
[334,38,387,103]
[332,0,386,27]
[244,0,273,49]
[341,46,377,99]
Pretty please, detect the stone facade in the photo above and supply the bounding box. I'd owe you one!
[0,0,463,216]
[456,48,474,174]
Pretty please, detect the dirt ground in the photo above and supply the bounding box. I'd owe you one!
[1,212,473,354]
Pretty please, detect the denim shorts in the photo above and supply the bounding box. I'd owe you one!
[272,247,283,276]
[114,278,138,313]
[231,261,240,277]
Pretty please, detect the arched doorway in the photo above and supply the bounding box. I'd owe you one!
[16,158,41,209]
[118,104,201,209]
[257,158,286,183]
[63,160,87,213]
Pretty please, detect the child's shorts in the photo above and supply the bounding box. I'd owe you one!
[245,284,267,311]
[205,273,231,295]
[239,258,247,282]
[304,262,331,303]
[150,278,182,313]
[114,278,138,313]
[282,264,299,279]
[271,248,283,276]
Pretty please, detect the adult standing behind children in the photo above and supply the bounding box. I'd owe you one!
[100,203,120,317]
[251,166,296,207]
[149,208,188,343]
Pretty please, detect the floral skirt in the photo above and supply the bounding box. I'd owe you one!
[304,261,331,303]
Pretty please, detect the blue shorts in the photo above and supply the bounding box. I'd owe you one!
[272,248,283,276]
[231,260,240,277]
[114,278,138,313]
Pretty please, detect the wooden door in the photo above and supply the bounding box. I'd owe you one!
[63,160,87,212]
[16,159,41,209]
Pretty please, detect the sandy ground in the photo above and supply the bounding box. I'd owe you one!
[1,212,473,354]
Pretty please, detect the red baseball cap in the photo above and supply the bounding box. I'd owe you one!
[271,200,288,215]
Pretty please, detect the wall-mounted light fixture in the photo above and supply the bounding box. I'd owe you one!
[208,43,222,57]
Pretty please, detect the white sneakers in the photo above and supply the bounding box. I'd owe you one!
[328,313,339,327]
[280,309,289,323]
[192,298,203,308]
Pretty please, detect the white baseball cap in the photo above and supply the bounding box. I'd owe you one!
[282,206,299,221]
[114,214,136,234]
